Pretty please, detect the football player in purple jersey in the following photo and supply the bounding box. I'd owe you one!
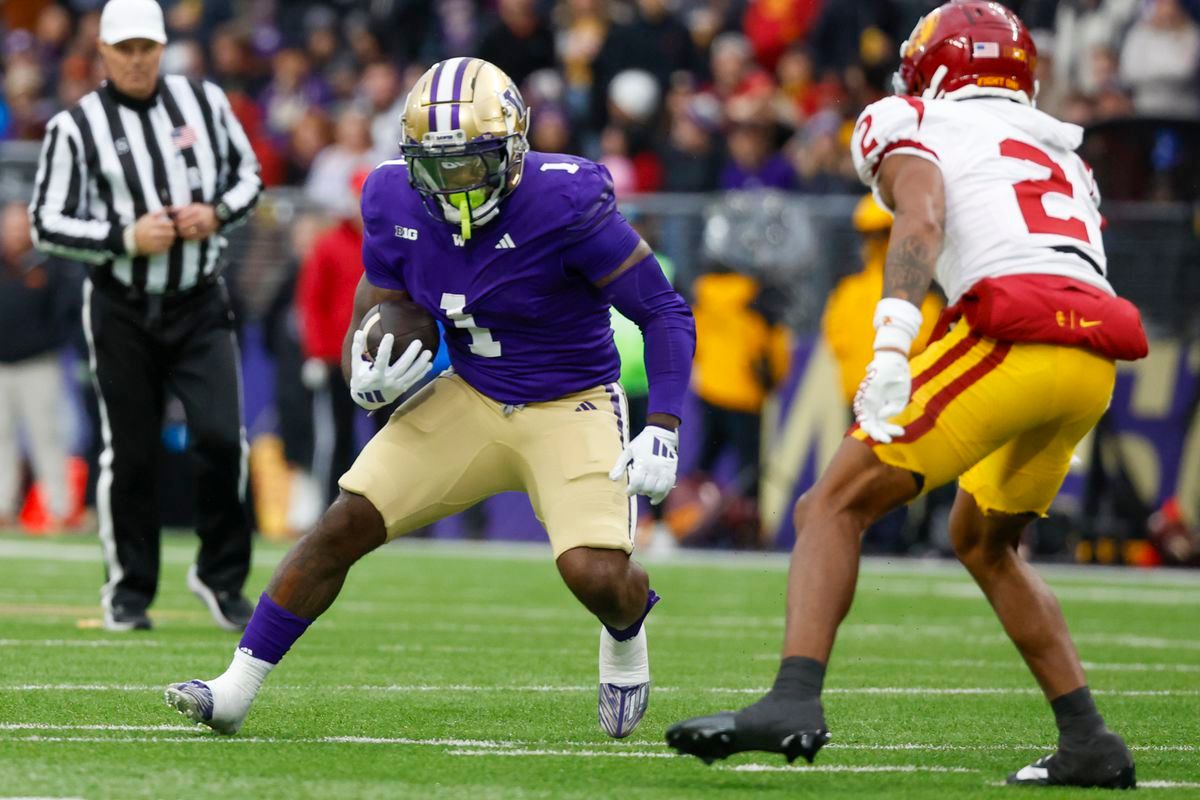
[166,59,695,739]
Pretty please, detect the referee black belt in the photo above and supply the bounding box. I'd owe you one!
[93,269,218,306]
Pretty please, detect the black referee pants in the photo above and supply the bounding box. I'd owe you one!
[84,276,251,614]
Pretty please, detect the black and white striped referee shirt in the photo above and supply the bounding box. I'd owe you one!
[29,75,261,294]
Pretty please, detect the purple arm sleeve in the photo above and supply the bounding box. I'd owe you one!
[603,254,696,422]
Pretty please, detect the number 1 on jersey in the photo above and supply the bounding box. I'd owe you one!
[440,293,502,358]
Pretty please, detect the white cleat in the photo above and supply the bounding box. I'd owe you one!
[598,624,651,738]
[163,678,251,735]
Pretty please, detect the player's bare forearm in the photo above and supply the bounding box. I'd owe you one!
[877,155,946,304]
[341,274,412,381]
[882,234,938,304]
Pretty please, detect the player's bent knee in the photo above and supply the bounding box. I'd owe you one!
[949,495,1035,573]
[556,547,644,623]
[309,491,388,562]
[792,492,813,531]
[794,454,916,539]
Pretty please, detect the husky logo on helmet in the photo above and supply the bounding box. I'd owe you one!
[894,1,1038,106]
[400,58,530,240]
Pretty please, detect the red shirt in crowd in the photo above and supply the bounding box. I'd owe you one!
[297,220,363,363]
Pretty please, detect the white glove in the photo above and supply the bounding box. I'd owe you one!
[349,329,433,411]
[853,349,911,444]
[609,425,679,506]
[300,357,329,391]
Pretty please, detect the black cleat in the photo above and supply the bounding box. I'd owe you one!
[187,566,253,632]
[1007,731,1136,789]
[104,603,152,632]
[666,695,831,765]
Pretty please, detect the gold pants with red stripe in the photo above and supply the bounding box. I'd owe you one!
[851,322,1116,515]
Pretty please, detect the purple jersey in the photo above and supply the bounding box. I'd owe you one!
[361,151,641,405]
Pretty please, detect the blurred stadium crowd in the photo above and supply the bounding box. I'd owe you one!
[2,0,1199,200]
[1,1,1199,565]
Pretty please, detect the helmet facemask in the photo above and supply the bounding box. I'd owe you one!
[401,129,526,239]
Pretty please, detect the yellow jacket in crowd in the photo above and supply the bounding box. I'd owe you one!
[692,271,791,414]
[822,196,944,405]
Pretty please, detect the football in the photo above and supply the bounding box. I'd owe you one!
[359,299,440,365]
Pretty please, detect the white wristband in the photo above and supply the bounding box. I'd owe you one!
[122,223,139,257]
[872,297,923,354]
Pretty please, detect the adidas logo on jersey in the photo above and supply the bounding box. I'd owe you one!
[575,401,598,412]
[495,233,517,250]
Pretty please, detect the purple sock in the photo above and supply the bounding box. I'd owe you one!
[604,589,660,642]
[237,593,312,664]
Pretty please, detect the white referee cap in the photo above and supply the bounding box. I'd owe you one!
[99,0,167,45]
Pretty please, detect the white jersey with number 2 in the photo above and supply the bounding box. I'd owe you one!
[850,95,1114,305]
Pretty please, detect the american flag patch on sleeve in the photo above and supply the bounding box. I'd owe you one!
[171,125,197,150]
[973,42,1000,58]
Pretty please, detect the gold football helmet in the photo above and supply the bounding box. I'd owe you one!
[400,58,530,239]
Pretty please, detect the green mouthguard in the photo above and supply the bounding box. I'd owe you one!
[449,189,488,241]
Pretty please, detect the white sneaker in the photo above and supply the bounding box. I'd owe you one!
[597,624,651,738]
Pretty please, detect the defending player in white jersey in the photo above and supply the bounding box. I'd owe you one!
[667,2,1147,789]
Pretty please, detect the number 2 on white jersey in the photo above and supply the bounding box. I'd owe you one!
[999,139,1091,244]
[440,293,502,358]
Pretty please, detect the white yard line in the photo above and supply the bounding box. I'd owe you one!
[5,725,1194,753]
[377,643,581,657]
[0,639,162,648]
[1,735,281,744]
[1075,633,1200,652]
[863,579,1200,606]
[447,748,676,759]
[2,684,159,691]
[322,736,515,747]
[2,730,1193,759]
[723,764,976,774]
[785,655,1200,674]
[0,723,194,732]
[333,618,1200,653]
[4,683,1198,698]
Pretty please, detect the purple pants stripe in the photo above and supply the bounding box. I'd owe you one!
[604,383,625,444]
[603,382,634,546]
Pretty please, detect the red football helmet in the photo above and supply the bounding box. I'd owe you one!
[894,1,1038,105]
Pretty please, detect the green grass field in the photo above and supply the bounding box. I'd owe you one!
[0,532,1197,799]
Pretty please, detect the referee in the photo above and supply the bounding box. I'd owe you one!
[30,0,262,632]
